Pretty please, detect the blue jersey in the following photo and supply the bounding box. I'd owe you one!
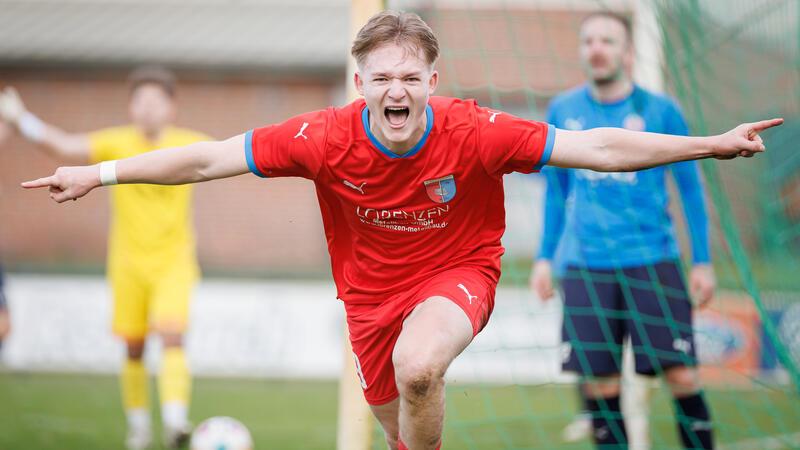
[539,84,710,271]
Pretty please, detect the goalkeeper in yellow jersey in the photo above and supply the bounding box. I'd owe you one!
[0,67,210,450]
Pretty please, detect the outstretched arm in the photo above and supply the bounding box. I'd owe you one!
[548,118,783,171]
[21,134,249,203]
[0,87,91,164]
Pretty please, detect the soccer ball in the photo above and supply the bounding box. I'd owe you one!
[190,416,253,450]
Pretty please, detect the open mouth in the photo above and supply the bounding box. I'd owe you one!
[384,106,410,128]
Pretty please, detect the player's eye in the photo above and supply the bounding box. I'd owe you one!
[406,77,421,83]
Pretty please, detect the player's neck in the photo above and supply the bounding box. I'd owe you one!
[368,111,427,156]
[589,78,633,104]
[138,126,165,143]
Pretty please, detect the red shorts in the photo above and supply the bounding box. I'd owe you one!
[344,266,497,405]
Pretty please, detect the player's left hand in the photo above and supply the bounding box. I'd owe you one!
[21,165,102,203]
[689,264,715,308]
[713,118,783,160]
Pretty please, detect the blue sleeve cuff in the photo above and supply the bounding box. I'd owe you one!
[537,246,557,261]
[533,124,556,171]
[244,129,267,178]
[691,246,711,264]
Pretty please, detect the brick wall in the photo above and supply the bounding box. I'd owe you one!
[0,69,339,275]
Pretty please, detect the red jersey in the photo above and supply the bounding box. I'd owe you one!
[247,96,555,304]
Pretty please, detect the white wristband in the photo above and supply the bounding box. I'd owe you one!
[19,111,45,142]
[99,160,118,186]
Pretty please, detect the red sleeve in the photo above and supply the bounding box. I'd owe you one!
[475,105,556,176]
[245,109,328,180]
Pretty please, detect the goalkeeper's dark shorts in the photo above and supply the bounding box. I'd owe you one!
[560,260,697,377]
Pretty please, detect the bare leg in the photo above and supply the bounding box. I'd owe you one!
[664,366,700,397]
[664,366,713,450]
[584,375,622,399]
[584,375,627,448]
[392,296,473,449]
[371,398,400,450]
[126,338,145,360]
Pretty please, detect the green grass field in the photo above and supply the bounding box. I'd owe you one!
[0,372,338,450]
[2,371,799,449]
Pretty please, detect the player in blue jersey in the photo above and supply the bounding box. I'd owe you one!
[531,12,715,450]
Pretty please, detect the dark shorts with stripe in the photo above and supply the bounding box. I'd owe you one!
[560,260,696,376]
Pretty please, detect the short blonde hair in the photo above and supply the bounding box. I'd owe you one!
[351,10,439,67]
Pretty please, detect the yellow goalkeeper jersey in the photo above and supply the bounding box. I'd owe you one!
[88,125,211,273]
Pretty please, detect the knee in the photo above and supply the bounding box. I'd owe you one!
[396,364,438,401]
[0,310,11,339]
[665,366,700,396]
[126,339,146,360]
[394,354,446,402]
[159,331,184,348]
[583,376,621,398]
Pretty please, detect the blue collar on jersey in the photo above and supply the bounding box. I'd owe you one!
[361,104,434,159]
[583,84,646,114]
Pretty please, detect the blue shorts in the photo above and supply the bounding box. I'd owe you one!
[561,261,696,377]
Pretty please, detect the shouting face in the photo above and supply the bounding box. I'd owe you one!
[355,43,438,154]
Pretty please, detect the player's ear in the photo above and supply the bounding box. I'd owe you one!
[428,69,439,95]
[354,72,364,96]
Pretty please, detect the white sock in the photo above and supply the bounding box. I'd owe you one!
[162,402,188,428]
[126,408,151,431]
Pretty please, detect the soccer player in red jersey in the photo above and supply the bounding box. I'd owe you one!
[22,11,782,450]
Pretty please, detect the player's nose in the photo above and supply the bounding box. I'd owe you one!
[387,79,406,99]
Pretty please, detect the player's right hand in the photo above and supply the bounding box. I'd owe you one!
[21,165,102,203]
[0,87,27,124]
[712,118,783,159]
[529,259,555,302]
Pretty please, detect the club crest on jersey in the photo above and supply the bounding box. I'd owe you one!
[623,113,646,132]
[423,175,456,203]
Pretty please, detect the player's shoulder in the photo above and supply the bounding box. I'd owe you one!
[429,95,476,114]
[428,96,482,131]
[328,98,364,124]
[323,98,365,146]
